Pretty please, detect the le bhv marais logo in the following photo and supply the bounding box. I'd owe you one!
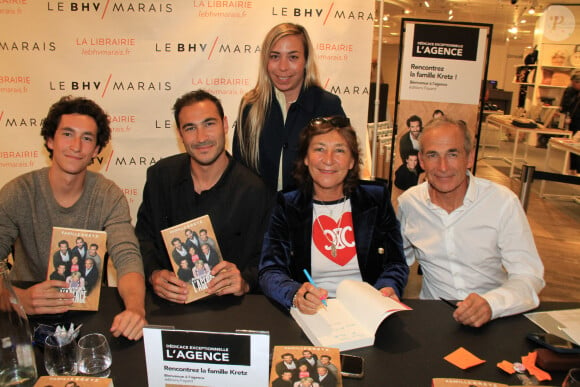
[46,1,173,15]
[48,77,172,94]
[44,2,373,21]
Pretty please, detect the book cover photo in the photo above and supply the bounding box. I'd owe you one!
[432,378,542,387]
[35,375,113,386]
[46,227,107,311]
[160,215,223,303]
[270,345,342,387]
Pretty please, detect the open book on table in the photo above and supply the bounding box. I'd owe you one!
[290,279,411,351]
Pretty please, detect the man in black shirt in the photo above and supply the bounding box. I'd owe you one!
[49,263,67,281]
[83,257,99,294]
[135,90,272,302]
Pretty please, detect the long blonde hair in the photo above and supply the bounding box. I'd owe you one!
[236,23,321,171]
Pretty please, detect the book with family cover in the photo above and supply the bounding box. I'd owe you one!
[35,375,113,386]
[432,378,542,387]
[46,227,107,311]
[270,345,342,387]
[290,279,412,351]
[160,214,223,303]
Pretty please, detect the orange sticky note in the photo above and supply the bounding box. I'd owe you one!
[522,351,552,382]
[497,360,516,374]
[444,347,486,370]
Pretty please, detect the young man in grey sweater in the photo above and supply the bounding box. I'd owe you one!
[0,96,147,340]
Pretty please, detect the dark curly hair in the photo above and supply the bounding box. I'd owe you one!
[40,96,111,159]
[293,116,360,197]
[406,114,422,129]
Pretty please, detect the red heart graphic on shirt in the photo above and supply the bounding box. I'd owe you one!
[312,212,356,266]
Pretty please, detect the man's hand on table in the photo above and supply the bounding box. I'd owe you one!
[110,307,147,341]
[453,293,492,328]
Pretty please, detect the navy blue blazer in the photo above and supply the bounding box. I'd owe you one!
[258,181,409,309]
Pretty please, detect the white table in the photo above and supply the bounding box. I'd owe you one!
[539,137,580,202]
[485,115,572,178]
[478,110,504,150]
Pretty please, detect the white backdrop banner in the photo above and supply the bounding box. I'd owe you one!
[0,0,374,220]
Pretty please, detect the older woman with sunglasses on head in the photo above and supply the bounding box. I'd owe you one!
[258,116,409,314]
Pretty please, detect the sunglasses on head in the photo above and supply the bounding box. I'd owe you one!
[309,116,351,128]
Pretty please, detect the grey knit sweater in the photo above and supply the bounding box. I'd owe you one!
[0,168,143,281]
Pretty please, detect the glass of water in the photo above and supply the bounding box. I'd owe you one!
[44,335,78,376]
[76,333,112,377]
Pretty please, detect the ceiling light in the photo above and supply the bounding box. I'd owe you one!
[449,9,453,15]
[528,7,535,15]
[424,1,430,7]
[520,19,527,24]
[508,26,518,34]
[383,15,389,21]
[404,9,411,14]
[448,15,454,20]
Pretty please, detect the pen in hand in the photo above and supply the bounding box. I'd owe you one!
[440,297,458,309]
[303,269,328,307]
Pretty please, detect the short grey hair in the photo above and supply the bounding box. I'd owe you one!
[419,116,474,154]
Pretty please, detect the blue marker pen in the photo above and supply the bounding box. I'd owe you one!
[303,269,328,307]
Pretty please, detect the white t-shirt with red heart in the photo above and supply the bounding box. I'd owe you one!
[311,198,362,297]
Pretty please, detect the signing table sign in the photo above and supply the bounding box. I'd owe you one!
[143,327,269,386]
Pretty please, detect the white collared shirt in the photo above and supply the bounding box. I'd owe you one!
[410,134,420,151]
[397,172,545,320]
[60,251,70,262]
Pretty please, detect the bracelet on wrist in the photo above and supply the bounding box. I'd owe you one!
[291,292,299,309]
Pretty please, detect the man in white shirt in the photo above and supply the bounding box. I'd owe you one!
[397,117,544,327]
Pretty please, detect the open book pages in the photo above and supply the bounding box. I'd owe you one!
[291,280,411,351]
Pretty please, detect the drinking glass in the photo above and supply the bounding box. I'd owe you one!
[44,336,78,376]
[76,333,112,377]
[563,368,580,387]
